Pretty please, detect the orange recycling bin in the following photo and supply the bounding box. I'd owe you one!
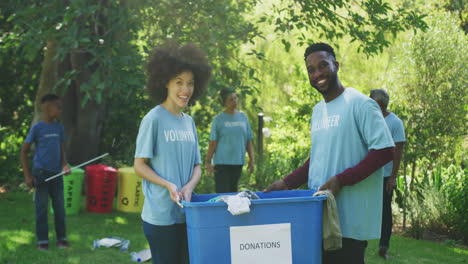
[85,164,118,213]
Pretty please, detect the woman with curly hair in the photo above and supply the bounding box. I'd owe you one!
[205,89,254,193]
[134,40,212,264]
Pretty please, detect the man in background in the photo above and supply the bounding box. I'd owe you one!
[370,89,406,260]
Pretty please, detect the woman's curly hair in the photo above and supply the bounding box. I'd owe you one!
[145,40,212,105]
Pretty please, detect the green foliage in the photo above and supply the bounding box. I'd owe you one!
[0,5,41,183]
[0,131,26,183]
[388,10,468,165]
[438,0,468,33]
[5,1,146,106]
[260,0,428,56]
[396,162,467,243]
[407,184,448,239]
[442,166,468,243]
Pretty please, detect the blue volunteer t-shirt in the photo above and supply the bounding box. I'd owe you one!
[135,105,201,226]
[25,120,65,173]
[308,88,394,240]
[210,111,253,165]
[383,112,405,177]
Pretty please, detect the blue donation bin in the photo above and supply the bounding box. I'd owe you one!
[182,190,326,264]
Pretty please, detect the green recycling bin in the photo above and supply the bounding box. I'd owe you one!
[50,167,85,215]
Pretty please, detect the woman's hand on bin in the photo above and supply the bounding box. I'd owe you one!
[180,185,193,202]
[166,182,182,203]
[263,180,288,192]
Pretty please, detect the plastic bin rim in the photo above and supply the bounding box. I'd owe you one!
[67,166,84,173]
[118,167,136,173]
[182,194,326,208]
[86,164,117,172]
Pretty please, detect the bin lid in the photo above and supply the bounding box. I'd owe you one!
[118,167,135,174]
[183,190,326,208]
[86,164,117,173]
[68,165,84,174]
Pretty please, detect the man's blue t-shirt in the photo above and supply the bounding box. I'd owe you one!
[25,120,65,173]
[308,88,394,240]
[209,111,253,165]
[135,105,201,225]
[383,112,405,177]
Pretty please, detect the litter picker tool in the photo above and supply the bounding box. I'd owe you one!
[44,153,109,183]
[177,196,184,208]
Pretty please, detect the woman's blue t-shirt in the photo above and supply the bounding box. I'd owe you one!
[209,111,253,165]
[135,105,201,225]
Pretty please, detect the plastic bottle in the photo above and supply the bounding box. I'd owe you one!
[121,239,130,251]
[93,239,100,249]
[130,252,141,262]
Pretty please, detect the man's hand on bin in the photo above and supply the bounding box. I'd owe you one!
[319,176,341,196]
[263,180,289,192]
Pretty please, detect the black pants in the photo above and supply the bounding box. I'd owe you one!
[214,164,243,193]
[379,177,393,250]
[142,221,189,264]
[322,238,368,264]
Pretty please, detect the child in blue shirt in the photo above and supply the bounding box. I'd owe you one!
[134,41,212,264]
[20,94,71,251]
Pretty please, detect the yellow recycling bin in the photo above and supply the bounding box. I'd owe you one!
[117,167,144,213]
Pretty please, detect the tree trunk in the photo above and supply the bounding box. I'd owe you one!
[62,51,106,165]
[31,1,114,166]
[32,38,58,126]
[403,160,407,231]
[410,161,416,190]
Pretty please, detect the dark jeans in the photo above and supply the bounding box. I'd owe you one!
[214,164,243,193]
[322,238,368,264]
[143,221,189,264]
[32,168,66,245]
[380,176,393,250]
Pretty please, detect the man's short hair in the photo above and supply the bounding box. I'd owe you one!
[370,89,390,110]
[304,43,336,61]
[40,94,59,104]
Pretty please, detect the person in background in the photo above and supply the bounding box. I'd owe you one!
[264,43,395,264]
[20,94,71,251]
[205,89,254,193]
[134,40,212,264]
[370,89,406,260]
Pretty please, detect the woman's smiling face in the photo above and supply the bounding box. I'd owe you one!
[165,71,195,109]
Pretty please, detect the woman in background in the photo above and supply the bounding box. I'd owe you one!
[205,89,254,193]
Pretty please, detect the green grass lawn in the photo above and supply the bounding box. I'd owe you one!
[1,191,467,264]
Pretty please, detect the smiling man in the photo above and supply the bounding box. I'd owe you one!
[264,43,395,264]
